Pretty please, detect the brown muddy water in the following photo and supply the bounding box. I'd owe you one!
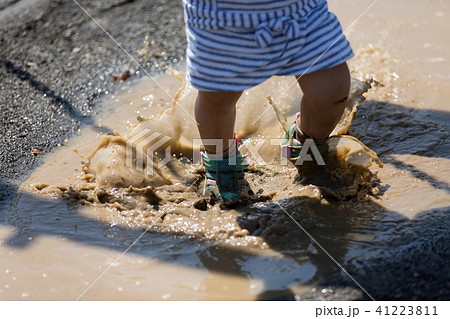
[1,0,449,300]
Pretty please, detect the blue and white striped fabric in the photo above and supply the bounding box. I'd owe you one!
[183,0,354,91]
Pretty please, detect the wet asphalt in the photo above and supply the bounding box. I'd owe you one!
[0,0,448,301]
[0,0,186,203]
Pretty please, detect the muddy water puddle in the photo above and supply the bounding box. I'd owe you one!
[2,0,450,300]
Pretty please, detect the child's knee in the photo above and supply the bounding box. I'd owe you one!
[333,95,349,105]
[304,87,348,107]
[298,63,350,106]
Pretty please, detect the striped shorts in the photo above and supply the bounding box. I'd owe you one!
[183,0,354,92]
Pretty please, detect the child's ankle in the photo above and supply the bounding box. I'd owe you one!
[205,139,237,159]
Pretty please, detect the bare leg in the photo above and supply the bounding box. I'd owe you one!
[296,62,351,140]
[195,90,243,153]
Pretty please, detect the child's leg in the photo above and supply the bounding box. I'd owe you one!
[296,62,351,140]
[195,90,243,154]
[195,90,250,201]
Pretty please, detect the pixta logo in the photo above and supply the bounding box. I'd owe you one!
[192,138,325,166]
[125,132,326,176]
[282,139,326,166]
[125,128,172,177]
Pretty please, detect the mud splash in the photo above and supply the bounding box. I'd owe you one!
[22,72,385,249]
[7,55,449,299]
[10,47,449,299]
[4,0,450,298]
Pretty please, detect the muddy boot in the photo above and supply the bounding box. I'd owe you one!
[201,150,252,205]
[281,114,329,168]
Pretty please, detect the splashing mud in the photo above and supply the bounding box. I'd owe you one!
[7,61,449,299]
[9,53,449,298]
[4,1,450,298]
[22,73,385,247]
